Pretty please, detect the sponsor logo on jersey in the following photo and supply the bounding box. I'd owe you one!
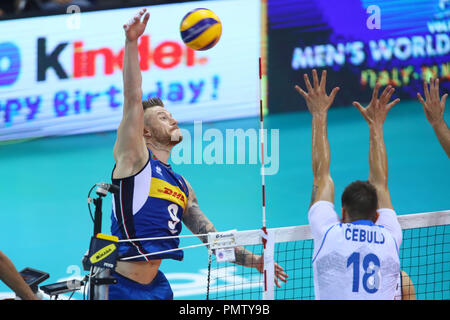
[149,177,187,210]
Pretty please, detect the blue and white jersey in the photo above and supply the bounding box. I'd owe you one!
[309,201,402,300]
[111,149,189,262]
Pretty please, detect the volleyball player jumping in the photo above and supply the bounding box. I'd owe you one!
[108,9,287,300]
[295,70,403,299]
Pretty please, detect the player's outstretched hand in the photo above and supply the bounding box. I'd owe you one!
[417,78,447,127]
[353,83,400,127]
[255,255,288,288]
[273,262,288,288]
[295,69,340,116]
[123,8,150,42]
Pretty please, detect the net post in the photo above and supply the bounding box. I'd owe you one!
[92,267,110,300]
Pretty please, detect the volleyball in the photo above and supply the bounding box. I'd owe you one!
[180,8,222,51]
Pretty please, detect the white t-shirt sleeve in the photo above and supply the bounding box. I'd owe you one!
[308,201,340,242]
[376,208,402,249]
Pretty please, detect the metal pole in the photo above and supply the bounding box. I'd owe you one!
[92,268,110,300]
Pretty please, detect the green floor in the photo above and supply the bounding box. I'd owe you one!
[0,99,448,299]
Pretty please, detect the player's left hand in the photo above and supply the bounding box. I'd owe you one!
[295,69,340,116]
[417,78,447,127]
[353,83,400,127]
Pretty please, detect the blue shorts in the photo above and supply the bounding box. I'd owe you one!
[108,270,173,300]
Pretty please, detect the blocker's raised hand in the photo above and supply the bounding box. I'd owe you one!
[353,83,400,127]
[417,78,447,127]
[123,8,150,42]
[295,69,340,116]
[417,78,450,157]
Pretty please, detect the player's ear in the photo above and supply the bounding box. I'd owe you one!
[373,211,379,223]
[341,207,347,223]
[143,128,151,138]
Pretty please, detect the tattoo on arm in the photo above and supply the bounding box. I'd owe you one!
[181,177,260,268]
[234,246,259,268]
[182,179,217,244]
[310,184,318,208]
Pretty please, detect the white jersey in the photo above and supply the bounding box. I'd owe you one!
[309,201,402,300]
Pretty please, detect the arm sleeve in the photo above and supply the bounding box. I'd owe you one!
[376,208,402,249]
[308,201,340,242]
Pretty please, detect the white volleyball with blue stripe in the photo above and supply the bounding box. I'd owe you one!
[180,8,222,51]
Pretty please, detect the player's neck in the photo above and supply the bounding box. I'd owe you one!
[147,142,171,165]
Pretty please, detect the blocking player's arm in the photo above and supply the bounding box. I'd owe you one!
[368,118,392,209]
[113,9,150,177]
[181,178,288,287]
[353,84,400,210]
[430,118,450,158]
[417,78,450,158]
[309,110,334,207]
[401,271,417,300]
[295,70,339,207]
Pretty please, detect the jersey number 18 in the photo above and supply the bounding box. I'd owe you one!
[347,252,381,294]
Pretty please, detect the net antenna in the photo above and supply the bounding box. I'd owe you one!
[258,56,275,300]
[206,57,275,300]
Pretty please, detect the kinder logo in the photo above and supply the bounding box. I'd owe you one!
[0,42,21,86]
[37,35,208,81]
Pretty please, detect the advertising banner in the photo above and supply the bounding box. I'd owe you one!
[0,0,261,141]
[267,0,450,113]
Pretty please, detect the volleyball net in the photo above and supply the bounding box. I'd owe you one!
[205,210,450,300]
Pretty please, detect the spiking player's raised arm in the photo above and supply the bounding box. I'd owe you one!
[113,9,150,179]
